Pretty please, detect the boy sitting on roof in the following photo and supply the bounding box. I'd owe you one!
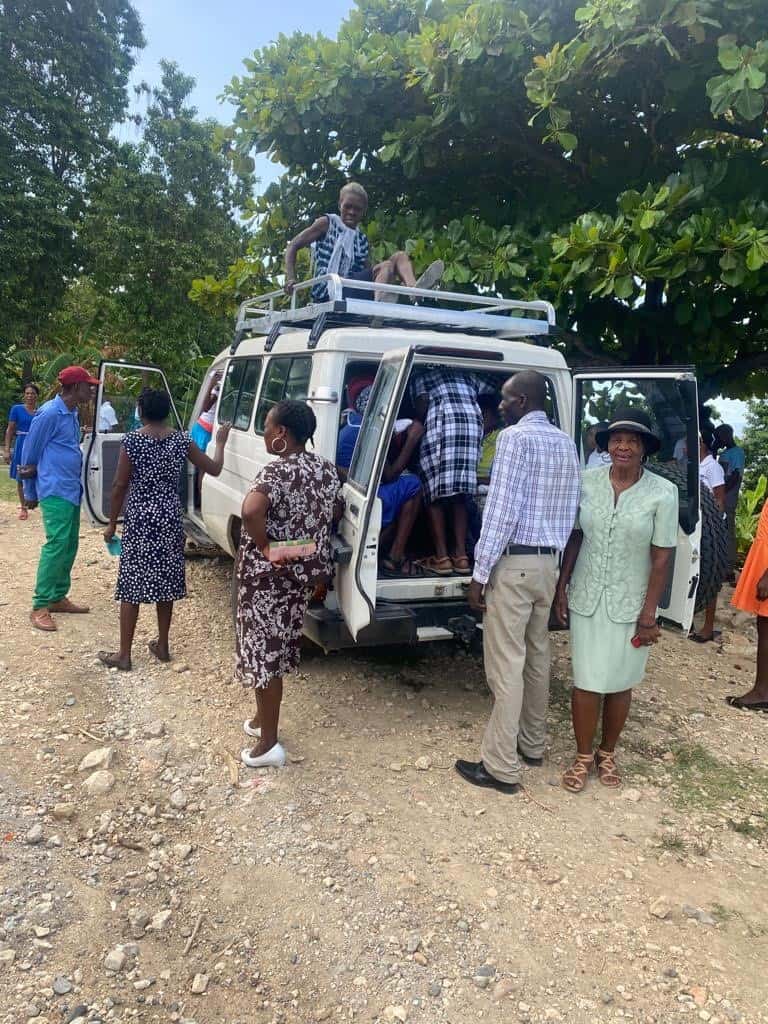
[284,182,443,303]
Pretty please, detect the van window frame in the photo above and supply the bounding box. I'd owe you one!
[407,357,562,428]
[218,357,263,432]
[253,355,313,435]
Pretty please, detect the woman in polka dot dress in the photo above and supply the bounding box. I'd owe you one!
[98,389,231,671]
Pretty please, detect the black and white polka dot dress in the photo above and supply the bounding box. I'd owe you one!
[115,431,190,604]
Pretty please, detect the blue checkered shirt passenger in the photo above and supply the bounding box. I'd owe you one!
[473,411,581,585]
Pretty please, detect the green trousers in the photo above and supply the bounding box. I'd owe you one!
[33,497,81,609]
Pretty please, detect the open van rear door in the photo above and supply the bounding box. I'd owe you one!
[83,361,182,526]
[572,368,700,631]
[336,347,415,639]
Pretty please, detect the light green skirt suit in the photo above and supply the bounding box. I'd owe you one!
[567,467,678,693]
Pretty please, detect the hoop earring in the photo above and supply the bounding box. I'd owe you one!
[271,437,288,455]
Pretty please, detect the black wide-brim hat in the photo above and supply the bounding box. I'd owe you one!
[596,407,662,455]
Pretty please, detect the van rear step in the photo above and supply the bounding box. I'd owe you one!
[304,600,477,652]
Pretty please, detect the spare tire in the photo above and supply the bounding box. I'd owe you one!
[647,462,729,613]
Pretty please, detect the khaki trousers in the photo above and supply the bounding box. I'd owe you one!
[480,553,558,784]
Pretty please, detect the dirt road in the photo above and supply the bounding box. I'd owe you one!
[1,501,766,1024]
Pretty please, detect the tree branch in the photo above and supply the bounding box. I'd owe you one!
[710,118,766,143]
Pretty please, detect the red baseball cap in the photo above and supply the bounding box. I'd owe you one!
[58,365,99,386]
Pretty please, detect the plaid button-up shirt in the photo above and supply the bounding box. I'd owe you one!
[472,411,581,585]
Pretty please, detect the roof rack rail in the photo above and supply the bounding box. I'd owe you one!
[231,275,555,353]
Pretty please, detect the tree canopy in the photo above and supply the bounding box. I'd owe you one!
[81,62,252,390]
[0,2,249,407]
[0,0,143,345]
[195,0,768,398]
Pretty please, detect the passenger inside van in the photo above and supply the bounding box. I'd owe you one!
[477,393,502,485]
[411,366,496,576]
[336,381,424,577]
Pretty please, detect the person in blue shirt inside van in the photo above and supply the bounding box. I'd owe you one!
[20,365,99,632]
[336,377,424,577]
[284,181,444,303]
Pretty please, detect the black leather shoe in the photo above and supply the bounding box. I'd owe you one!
[517,743,543,767]
[454,759,521,794]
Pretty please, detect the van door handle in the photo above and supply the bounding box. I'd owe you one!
[349,502,360,516]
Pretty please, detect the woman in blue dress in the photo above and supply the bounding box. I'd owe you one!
[4,384,40,519]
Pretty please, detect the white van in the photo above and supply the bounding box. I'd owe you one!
[83,275,704,650]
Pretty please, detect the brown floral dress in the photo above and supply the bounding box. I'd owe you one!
[235,452,343,689]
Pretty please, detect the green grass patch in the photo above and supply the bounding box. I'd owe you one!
[728,816,768,840]
[658,833,687,853]
[668,743,768,813]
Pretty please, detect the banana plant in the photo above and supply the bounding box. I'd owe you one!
[735,474,767,556]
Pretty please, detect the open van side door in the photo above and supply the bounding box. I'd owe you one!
[336,347,415,640]
[572,368,700,632]
[83,360,182,526]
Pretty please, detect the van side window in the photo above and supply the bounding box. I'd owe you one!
[234,359,262,430]
[254,356,312,433]
[219,358,263,431]
[218,361,245,423]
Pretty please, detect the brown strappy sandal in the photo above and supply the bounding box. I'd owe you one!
[594,748,621,788]
[562,752,594,793]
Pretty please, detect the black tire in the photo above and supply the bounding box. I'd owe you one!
[647,463,729,613]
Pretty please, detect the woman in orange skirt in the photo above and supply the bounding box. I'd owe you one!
[729,500,768,711]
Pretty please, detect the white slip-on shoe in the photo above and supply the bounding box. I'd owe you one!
[243,719,261,738]
[240,743,286,769]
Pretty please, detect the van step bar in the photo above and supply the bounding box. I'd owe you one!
[303,599,481,653]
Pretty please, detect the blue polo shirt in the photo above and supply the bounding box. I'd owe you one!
[20,395,83,506]
[336,412,362,469]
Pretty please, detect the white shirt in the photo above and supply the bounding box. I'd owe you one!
[587,449,611,468]
[98,401,118,432]
[700,454,725,493]
[472,411,581,585]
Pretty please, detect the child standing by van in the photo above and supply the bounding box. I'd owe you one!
[284,182,443,302]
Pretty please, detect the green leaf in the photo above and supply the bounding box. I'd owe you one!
[558,131,578,151]
[613,275,634,299]
[735,87,764,120]
[746,239,768,271]
[718,44,743,72]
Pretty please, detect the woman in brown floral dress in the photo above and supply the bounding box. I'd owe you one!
[236,400,343,768]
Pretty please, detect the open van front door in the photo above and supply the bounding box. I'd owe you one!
[83,361,182,525]
[336,347,415,640]
[572,368,700,631]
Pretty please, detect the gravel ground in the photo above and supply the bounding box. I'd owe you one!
[1,500,766,1024]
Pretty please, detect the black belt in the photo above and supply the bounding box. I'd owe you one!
[503,544,556,556]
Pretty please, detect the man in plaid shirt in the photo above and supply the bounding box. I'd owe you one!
[456,371,581,795]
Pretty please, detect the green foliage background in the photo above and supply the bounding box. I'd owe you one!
[3,0,768,422]
[193,0,768,401]
[0,3,249,416]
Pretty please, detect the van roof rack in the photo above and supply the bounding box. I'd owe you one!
[231,275,556,353]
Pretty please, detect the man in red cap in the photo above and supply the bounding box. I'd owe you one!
[20,366,99,631]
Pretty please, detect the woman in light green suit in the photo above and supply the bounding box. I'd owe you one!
[554,408,678,793]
